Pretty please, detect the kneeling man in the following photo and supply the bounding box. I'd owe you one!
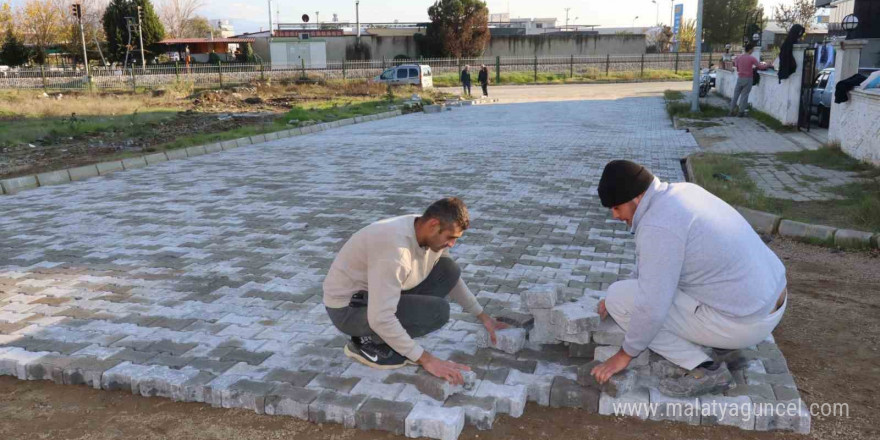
[591,160,788,397]
[323,197,507,383]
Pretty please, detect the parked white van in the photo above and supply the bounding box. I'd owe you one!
[372,64,433,89]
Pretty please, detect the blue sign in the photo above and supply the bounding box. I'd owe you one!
[673,4,683,52]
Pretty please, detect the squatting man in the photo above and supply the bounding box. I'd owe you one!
[590,160,788,396]
[323,197,508,383]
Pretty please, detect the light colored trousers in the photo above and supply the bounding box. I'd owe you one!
[605,279,786,370]
[730,77,753,114]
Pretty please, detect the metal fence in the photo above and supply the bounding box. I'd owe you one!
[0,53,721,91]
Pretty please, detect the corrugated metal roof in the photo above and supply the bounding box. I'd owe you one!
[159,38,255,44]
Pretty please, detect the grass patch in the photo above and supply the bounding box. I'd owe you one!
[0,110,179,147]
[690,152,880,232]
[433,69,692,87]
[664,90,685,100]
[776,143,880,175]
[666,100,729,120]
[749,109,796,132]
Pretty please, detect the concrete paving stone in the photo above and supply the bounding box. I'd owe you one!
[100,361,151,391]
[95,161,124,175]
[504,369,553,406]
[569,342,597,358]
[220,140,238,150]
[164,149,188,160]
[472,380,527,417]
[0,175,39,194]
[203,142,222,153]
[648,388,701,425]
[551,303,600,335]
[549,376,600,412]
[222,378,276,413]
[184,357,237,374]
[185,145,207,157]
[309,390,369,428]
[36,170,71,187]
[475,328,526,354]
[761,356,789,374]
[383,371,465,401]
[394,384,445,407]
[68,165,100,182]
[107,348,158,364]
[576,360,636,397]
[350,380,406,400]
[591,318,625,346]
[522,286,557,310]
[443,394,497,430]
[834,228,874,248]
[307,373,361,393]
[405,401,465,440]
[147,340,197,356]
[137,365,201,398]
[355,398,414,435]
[743,371,797,388]
[171,370,216,402]
[752,398,811,434]
[725,383,776,400]
[557,331,591,344]
[264,382,320,419]
[150,317,198,331]
[772,385,800,402]
[700,395,755,430]
[492,309,534,329]
[121,156,148,170]
[598,387,651,419]
[144,152,169,165]
[594,345,649,367]
[24,353,72,382]
[486,354,537,374]
[219,347,272,365]
[264,368,317,387]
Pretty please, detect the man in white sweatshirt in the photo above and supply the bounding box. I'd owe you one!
[323,197,508,384]
[590,160,788,397]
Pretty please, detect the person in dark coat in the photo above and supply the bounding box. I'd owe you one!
[460,65,472,96]
[777,24,805,83]
[477,65,489,97]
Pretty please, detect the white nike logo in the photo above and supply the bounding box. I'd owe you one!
[362,349,379,363]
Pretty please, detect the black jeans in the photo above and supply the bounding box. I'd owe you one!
[326,257,459,343]
[462,83,471,96]
[480,82,488,96]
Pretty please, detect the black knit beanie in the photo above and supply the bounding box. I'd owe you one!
[597,160,655,208]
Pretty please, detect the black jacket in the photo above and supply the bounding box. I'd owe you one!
[777,24,805,82]
[460,70,471,85]
[478,69,488,84]
[835,73,867,104]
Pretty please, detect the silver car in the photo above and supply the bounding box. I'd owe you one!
[810,68,834,128]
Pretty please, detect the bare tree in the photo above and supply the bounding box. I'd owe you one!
[158,0,204,39]
[773,0,817,32]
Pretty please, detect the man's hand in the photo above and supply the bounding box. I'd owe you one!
[477,312,510,345]
[597,298,608,320]
[418,351,471,385]
[591,349,633,384]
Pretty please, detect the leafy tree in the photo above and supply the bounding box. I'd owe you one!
[424,0,490,57]
[0,1,14,37]
[678,19,697,52]
[702,0,761,47]
[103,0,165,63]
[184,16,220,38]
[0,28,30,66]
[19,0,64,64]
[773,0,817,32]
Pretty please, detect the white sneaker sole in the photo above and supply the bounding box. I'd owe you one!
[343,344,414,370]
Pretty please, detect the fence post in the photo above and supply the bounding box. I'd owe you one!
[383,56,387,69]
[533,55,537,82]
[175,61,180,82]
[301,58,306,80]
[218,61,223,87]
[675,52,679,73]
[605,54,610,76]
[708,52,713,67]
[495,55,500,83]
[342,59,346,80]
[260,62,265,81]
[130,67,136,92]
[570,54,574,78]
[40,64,48,92]
[640,53,645,78]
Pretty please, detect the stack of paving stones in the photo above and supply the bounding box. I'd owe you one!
[0,99,806,438]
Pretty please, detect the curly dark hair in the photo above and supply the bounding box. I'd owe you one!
[422,197,470,231]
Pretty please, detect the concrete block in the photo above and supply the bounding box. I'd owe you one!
[557,331,591,344]
[309,390,368,428]
[394,384,445,407]
[761,356,789,374]
[504,369,553,406]
[220,140,238,150]
[778,220,835,243]
[753,398,811,434]
[834,228,874,248]
[527,309,556,344]
[185,145,207,157]
[569,342,597,358]
[594,345,649,367]
[249,134,267,144]
[475,328,526,354]
[204,143,223,153]
[443,394,496,430]
[234,137,251,148]
[592,318,626,346]
[144,152,169,165]
[121,156,148,170]
[551,303,600,334]
[744,371,797,388]
[356,398,413,435]
[68,165,100,182]
[164,148,187,160]
[725,383,776,400]
[137,366,200,398]
[472,380,527,417]
[36,170,70,186]
[599,388,651,419]
[700,395,755,430]
[405,402,465,440]
[772,385,800,402]
[222,379,276,413]
[423,104,444,114]
[576,360,636,397]
[523,287,557,309]
[549,376,600,412]
[101,362,151,391]
[736,207,782,235]
[349,380,406,400]
[265,383,319,419]
[172,370,215,402]
[648,388,701,425]
[385,371,467,401]
[264,131,279,141]
[96,160,124,175]
[25,353,73,382]
[1,175,37,194]
[64,357,122,389]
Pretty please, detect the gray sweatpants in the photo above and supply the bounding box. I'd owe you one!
[730,77,753,114]
[326,257,459,345]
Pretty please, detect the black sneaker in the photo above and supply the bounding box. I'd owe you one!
[658,362,734,397]
[343,337,412,370]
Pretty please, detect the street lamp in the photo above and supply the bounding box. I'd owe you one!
[651,0,659,25]
[633,16,639,29]
[842,14,859,39]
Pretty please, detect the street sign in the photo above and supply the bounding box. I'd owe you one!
[673,4,683,52]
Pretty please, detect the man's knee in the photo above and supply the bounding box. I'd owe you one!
[435,257,461,290]
[605,279,638,318]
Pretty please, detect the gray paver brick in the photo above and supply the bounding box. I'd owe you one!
[405,402,465,440]
[356,398,414,435]
[309,390,369,428]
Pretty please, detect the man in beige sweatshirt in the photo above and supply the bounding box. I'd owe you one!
[324,197,508,384]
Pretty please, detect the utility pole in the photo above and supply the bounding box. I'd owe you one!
[651,0,659,25]
[72,3,90,82]
[565,7,570,30]
[267,0,273,36]
[690,0,704,112]
[316,11,320,29]
[137,5,146,69]
[355,1,361,42]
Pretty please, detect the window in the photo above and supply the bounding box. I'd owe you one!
[409,68,419,78]
[380,69,394,80]
[817,72,829,89]
[396,68,409,79]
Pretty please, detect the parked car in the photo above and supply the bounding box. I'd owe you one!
[810,68,834,128]
[372,64,433,89]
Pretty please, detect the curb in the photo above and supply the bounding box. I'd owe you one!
[0,109,404,196]
[682,155,878,250]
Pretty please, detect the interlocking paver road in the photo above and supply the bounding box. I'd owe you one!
[0,97,699,433]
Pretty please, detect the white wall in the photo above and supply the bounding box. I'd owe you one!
[830,89,880,165]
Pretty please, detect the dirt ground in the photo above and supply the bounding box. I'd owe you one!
[0,237,877,440]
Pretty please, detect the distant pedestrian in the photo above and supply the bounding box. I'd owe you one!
[460,65,472,96]
[729,43,768,117]
[478,65,489,97]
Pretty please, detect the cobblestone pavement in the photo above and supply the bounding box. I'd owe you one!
[0,98,808,437]
[740,155,864,201]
